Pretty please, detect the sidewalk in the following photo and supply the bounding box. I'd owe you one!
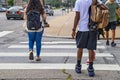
[44,12,120,39]
[44,12,74,37]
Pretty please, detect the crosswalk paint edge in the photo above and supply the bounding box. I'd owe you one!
[0,63,119,71]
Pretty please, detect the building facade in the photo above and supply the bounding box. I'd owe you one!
[14,0,26,6]
[14,0,44,6]
[0,0,7,7]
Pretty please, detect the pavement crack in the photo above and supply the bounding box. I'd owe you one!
[64,56,69,63]
[61,56,72,80]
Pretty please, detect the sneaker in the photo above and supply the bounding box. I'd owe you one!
[28,51,34,60]
[111,42,116,47]
[106,40,109,46]
[87,68,95,77]
[75,65,82,74]
[36,57,41,61]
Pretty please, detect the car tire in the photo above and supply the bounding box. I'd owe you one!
[49,14,51,16]
[21,17,24,20]
[7,17,10,20]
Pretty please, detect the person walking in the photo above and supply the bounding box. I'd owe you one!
[71,0,103,77]
[24,0,46,61]
[105,0,119,47]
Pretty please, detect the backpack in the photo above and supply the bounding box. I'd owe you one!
[98,10,109,29]
[27,10,42,30]
[88,3,109,31]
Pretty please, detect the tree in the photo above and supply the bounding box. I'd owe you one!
[45,0,61,8]
[44,0,75,8]
[7,0,14,6]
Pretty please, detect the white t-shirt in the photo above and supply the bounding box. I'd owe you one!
[74,0,102,31]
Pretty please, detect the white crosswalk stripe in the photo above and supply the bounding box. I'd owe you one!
[0,40,120,71]
[0,52,113,57]
[0,63,120,70]
[0,31,13,37]
[8,45,105,49]
[20,41,102,44]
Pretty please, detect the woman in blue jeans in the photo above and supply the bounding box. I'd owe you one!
[28,28,44,61]
[24,0,46,61]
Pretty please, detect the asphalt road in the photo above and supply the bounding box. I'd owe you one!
[0,10,120,80]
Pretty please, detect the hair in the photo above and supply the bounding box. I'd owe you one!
[26,0,44,15]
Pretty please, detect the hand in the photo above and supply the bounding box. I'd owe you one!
[71,31,76,39]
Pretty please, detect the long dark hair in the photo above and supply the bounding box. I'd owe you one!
[26,0,44,14]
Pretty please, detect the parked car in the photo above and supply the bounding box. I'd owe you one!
[0,7,7,12]
[6,6,24,20]
[44,5,54,16]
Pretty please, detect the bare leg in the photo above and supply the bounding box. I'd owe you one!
[87,50,95,77]
[88,50,94,62]
[111,30,115,42]
[75,48,83,73]
[77,48,83,61]
[106,31,109,41]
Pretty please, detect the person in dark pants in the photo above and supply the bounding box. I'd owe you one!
[105,0,119,47]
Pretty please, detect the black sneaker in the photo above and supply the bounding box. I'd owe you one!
[106,40,109,46]
[111,42,116,47]
[87,67,95,77]
[75,65,82,74]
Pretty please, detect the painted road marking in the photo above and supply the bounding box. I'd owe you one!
[0,52,113,57]
[0,63,119,71]
[20,41,101,44]
[8,45,105,49]
[0,31,13,37]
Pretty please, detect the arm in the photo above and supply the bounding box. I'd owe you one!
[116,3,120,9]
[24,8,27,20]
[42,11,46,21]
[72,12,80,39]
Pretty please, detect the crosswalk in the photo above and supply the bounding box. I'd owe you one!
[0,38,120,71]
[0,31,13,37]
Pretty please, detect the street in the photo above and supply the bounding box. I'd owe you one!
[0,10,120,80]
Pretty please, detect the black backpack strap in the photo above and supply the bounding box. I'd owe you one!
[88,6,91,24]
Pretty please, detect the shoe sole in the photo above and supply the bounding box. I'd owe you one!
[36,58,41,61]
[87,68,95,77]
[111,44,116,47]
[75,65,82,74]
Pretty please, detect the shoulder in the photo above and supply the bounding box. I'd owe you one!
[97,0,103,4]
[105,1,109,6]
[75,0,82,4]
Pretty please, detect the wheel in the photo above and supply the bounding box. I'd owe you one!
[7,17,10,20]
[21,17,24,20]
[49,14,51,16]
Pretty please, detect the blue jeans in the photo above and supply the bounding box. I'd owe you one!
[28,29,44,57]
